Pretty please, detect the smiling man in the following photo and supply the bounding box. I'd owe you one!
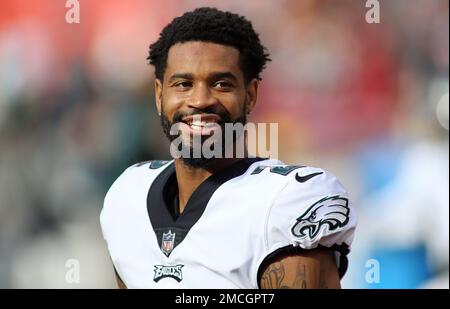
[100,7,357,289]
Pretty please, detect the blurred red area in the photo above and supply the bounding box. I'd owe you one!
[0,0,447,288]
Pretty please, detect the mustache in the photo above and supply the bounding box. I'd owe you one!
[171,106,232,125]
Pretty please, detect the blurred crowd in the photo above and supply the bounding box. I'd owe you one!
[0,0,448,288]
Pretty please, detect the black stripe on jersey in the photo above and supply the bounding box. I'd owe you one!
[256,243,350,288]
[147,157,266,257]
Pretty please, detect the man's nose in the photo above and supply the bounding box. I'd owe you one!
[187,83,217,109]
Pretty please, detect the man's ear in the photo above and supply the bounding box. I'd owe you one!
[246,78,259,114]
[155,79,163,115]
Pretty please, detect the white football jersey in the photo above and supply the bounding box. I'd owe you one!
[100,158,356,288]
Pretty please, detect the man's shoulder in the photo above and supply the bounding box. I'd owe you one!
[249,160,349,214]
[277,164,347,203]
[121,159,172,178]
[247,159,339,187]
[260,161,355,268]
[103,160,172,204]
[129,160,172,170]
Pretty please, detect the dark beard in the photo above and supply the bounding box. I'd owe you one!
[160,103,247,168]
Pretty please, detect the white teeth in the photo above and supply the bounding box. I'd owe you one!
[192,119,203,126]
[191,124,202,131]
[188,119,217,128]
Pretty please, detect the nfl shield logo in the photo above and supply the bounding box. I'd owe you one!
[161,230,176,256]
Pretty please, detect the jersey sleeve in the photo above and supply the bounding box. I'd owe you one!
[263,167,357,278]
[100,164,136,243]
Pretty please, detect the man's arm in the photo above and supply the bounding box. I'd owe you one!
[115,274,127,289]
[260,249,340,289]
[113,267,127,289]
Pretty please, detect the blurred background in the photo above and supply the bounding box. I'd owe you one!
[0,0,448,288]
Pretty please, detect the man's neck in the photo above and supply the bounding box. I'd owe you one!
[174,158,242,214]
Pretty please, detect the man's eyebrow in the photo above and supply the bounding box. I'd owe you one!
[168,72,238,83]
[209,72,238,82]
[168,73,194,82]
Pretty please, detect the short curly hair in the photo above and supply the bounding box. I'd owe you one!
[147,7,271,83]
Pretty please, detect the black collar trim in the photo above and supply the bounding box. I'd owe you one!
[147,157,266,256]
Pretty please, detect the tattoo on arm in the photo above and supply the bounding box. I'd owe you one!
[260,262,290,289]
[319,266,328,289]
[260,251,338,289]
[292,264,308,289]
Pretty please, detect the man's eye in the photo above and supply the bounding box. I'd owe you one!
[213,81,232,89]
[175,81,191,88]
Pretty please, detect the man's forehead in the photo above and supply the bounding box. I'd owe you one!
[165,41,241,76]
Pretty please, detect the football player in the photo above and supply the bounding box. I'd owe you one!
[100,7,356,289]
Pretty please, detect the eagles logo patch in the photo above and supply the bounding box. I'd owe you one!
[291,195,350,240]
[153,264,184,282]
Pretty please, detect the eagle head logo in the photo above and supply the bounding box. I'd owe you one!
[291,195,350,240]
